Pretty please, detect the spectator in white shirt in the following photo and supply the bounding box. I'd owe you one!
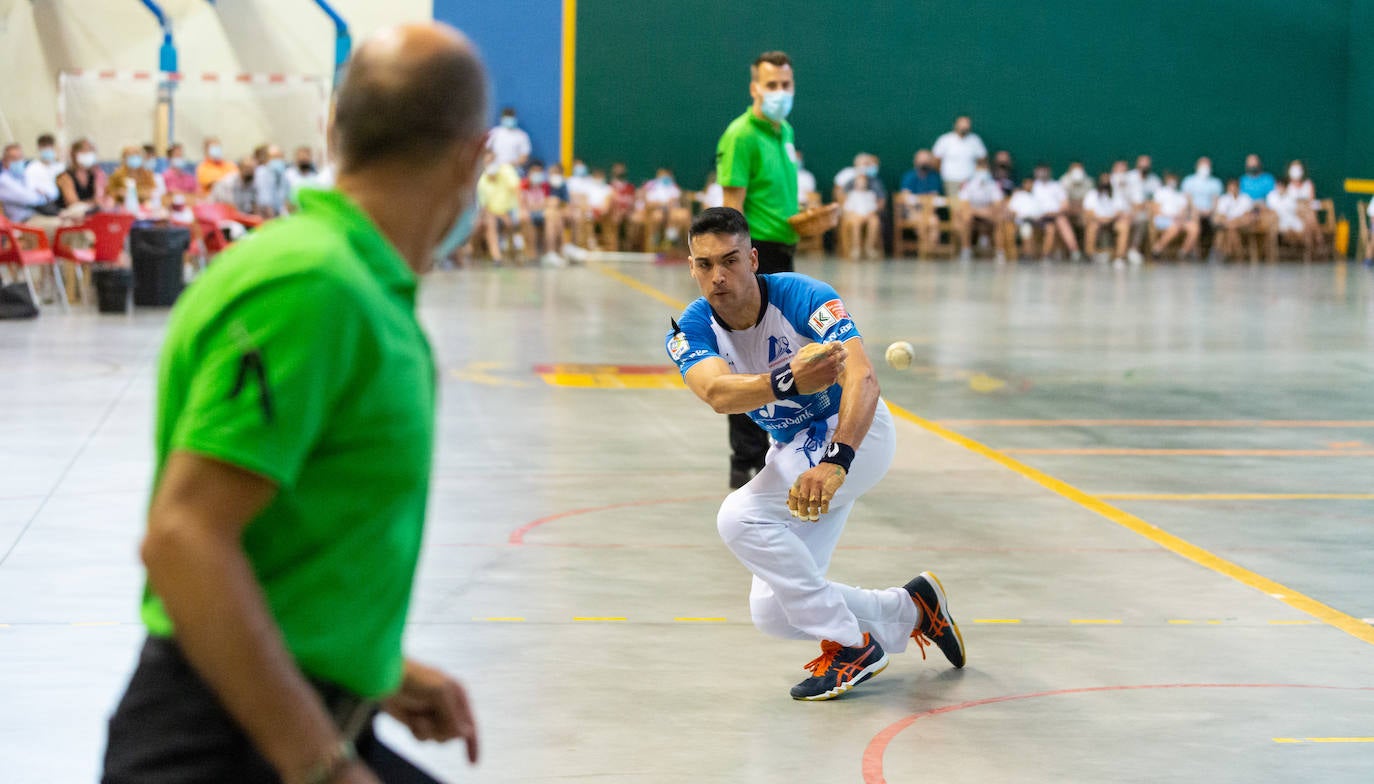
[487,107,532,168]
[1285,159,1323,253]
[1151,172,1200,259]
[931,115,988,199]
[1181,156,1223,255]
[1030,164,1081,260]
[1266,179,1318,261]
[640,167,690,249]
[1363,199,1373,266]
[25,133,63,202]
[1213,178,1256,260]
[1007,178,1043,258]
[1057,161,1092,221]
[253,144,290,218]
[285,146,329,209]
[842,174,882,259]
[954,159,1007,261]
[832,152,872,201]
[1083,174,1131,263]
[1114,156,1159,262]
[696,170,725,210]
[795,149,817,206]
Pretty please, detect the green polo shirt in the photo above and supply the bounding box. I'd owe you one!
[141,188,436,698]
[716,107,800,244]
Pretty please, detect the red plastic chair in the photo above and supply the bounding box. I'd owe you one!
[0,215,68,312]
[54,213,135,303]
[193,202,264,230]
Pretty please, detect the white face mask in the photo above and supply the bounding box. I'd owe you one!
[1197,164,1212,177]
[76,151,97,168]
[1069,168,1085,181]
[1289,165,1304,180]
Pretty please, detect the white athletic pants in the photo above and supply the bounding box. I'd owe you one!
[716,400,919,653]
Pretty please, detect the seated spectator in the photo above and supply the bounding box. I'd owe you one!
[898,150,943,252]
[1082,174,1131,264]
[1266,179,1317,261]
[1116,156,1159,263]
[1212,178,1256,260]
[1364,199,1373,266]
[195,137,235,196]
[487,106,532,168]
[139,143,167,204]
[284,146,329,208]
[1181,156,1223,253]
[932,115,987,199]
[697,170,725,210]
[167,192,194,225]
[477,151,524,263]
[54,138,106,214]
[1007,178,1044,256]
[1239,154,1276,201]
[991,150,1017,196]
[640,167,690,250]
[796,149,817,206]
[1031,164,1081,261]
[520,161,566,264]
[209,156,260,218]
[25,133,63,203]
[108,146,160,211]
[1058,161,1092,222]
[1285,159,1322,247]
[1151,171,1201,259]
[833,153,877,200]
[841,173,882,259]
[253,145,290,218]
[955,159,1008,262]
[606,162,637,250]
[162,143,197,196]
[1,143,56,223]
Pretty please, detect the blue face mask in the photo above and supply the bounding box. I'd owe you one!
[170,157,186,169]
[141,156,157,170]
[6,160,25,178]
[501,116,518,129]
[39,148,57,163]
[760,90,793,122]
[864,164,879,177]
[573,164,588,177]
[434,202,479,261]
[208,144,223,160]
[127,155,144,170]
[269,158,287,174]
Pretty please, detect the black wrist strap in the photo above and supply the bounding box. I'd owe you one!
[770,365,800,399]
[819,442,856,472]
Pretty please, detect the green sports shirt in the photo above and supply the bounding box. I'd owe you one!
[716,108,800,245]
[141,188,436,698]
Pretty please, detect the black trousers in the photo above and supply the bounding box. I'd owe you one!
[102,636,442,784]
[728,239,797,472]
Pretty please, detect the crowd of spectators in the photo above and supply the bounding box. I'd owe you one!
[4,110,1371,273]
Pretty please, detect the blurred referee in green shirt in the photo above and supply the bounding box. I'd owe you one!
[715,50,801,488]
[102,23,487,784]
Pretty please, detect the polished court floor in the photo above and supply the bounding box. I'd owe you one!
[4,258,1374,782]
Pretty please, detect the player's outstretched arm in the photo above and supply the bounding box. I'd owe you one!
[684,344,846,415]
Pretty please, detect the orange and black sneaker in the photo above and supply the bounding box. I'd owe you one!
[905,571,965,668]
[789,633,889,701]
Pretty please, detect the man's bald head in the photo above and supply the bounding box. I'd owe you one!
[333,23,488,173]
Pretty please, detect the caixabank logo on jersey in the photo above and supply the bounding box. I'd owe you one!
[808,299,849,336]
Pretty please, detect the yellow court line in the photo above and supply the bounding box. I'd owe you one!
[593,264,689,310]
[674,617,727,622]
[973,619,1021,624]
[572,616,627,622]
[559,0,577,170]
[593,264,1374,649]
[1275,737,1374,744]
[1098,493,1374,501]
[886,404,1374,648]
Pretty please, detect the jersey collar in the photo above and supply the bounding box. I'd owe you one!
[710,274,770,332]
[297,187,418,300]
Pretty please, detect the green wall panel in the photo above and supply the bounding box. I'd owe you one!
[575,1,1353,215]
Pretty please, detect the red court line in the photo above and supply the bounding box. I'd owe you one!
[1004,448,1374,457]
[862,682,1374,784]
[507,496,717,544]
[938,420,1374,428]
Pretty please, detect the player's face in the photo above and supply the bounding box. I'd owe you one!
[750,62,794,103]
[688,232,758,308]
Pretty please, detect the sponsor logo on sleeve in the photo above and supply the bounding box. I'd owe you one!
[808,299,849,336]
[668,333,690,361]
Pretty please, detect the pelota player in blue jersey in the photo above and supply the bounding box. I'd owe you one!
[665,207,965,700]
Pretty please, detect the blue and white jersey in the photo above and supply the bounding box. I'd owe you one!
[666,273,862,443]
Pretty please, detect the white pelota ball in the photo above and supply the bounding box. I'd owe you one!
[885,341,915,370]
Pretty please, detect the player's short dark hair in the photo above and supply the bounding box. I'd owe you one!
[37,133,56,147]
[751,51,792,79]
[690,207,751,243]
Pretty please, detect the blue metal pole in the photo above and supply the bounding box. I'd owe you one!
[137,0,178,145]
[310,0,351,90]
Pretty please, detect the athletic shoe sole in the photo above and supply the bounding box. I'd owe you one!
[917,571,966,669]
[792,653,890,701]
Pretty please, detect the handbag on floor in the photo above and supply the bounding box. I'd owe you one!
[0,282,39,319]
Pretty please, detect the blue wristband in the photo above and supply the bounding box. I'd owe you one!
[770,365,800,399]
[819,442,856,472]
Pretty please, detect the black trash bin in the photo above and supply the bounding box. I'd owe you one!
[92,266,133,314]
[130,224,191,307]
